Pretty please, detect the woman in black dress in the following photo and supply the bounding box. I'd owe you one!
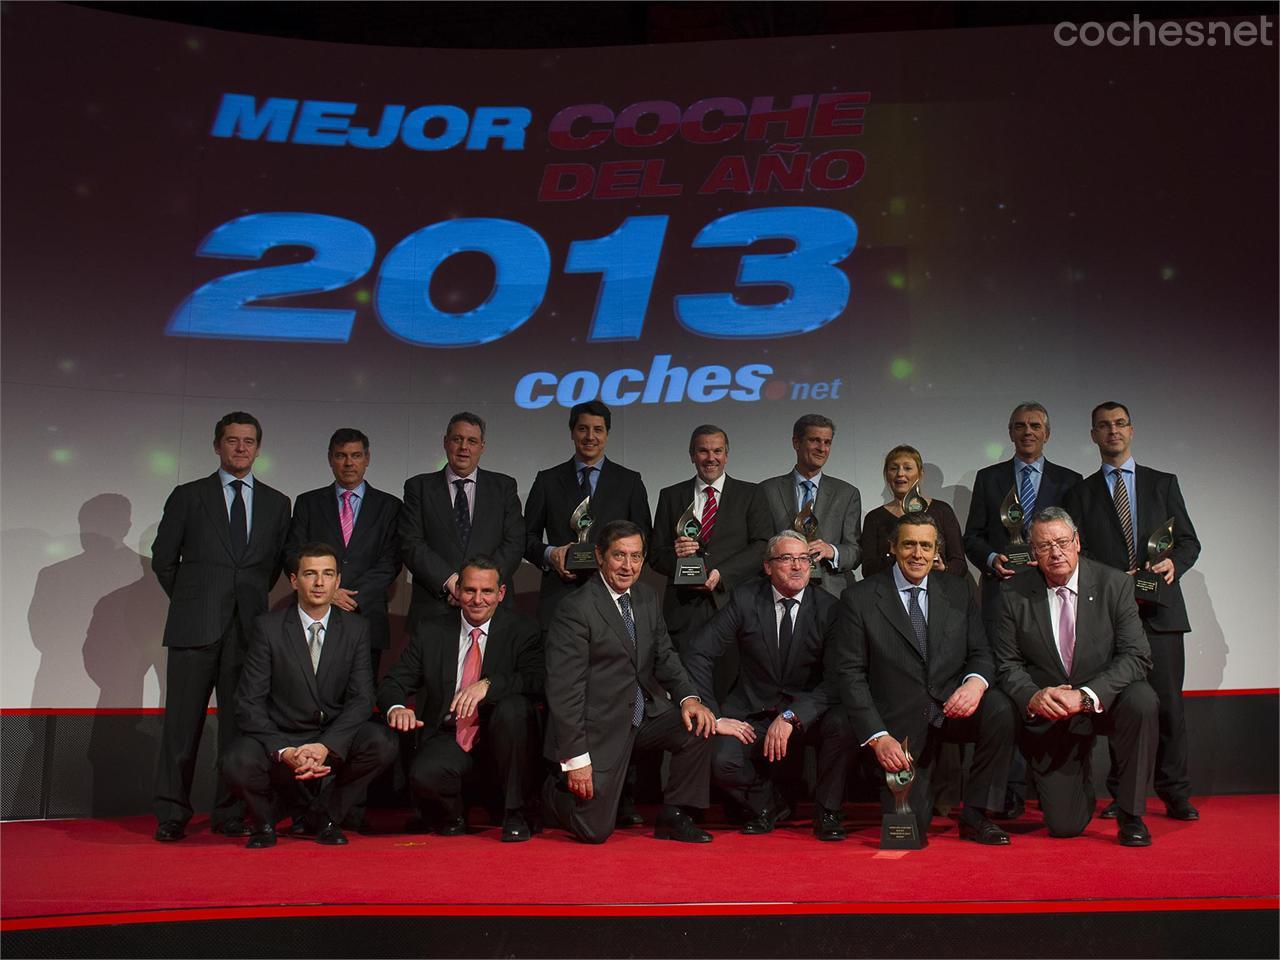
[858,444,967,578]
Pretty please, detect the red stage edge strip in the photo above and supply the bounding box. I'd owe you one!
[5,689,1276,716]
[3,898,1276,932]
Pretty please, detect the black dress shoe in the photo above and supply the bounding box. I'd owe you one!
[314,820,349,845]
[1099,800,1120,819]
[1165,798,1200,821]
[436,816,468,837]
[1117,813,1152,847]
[287,817,315,837]
[994,796,1025,821]
[246,824,277,849]
[959,815,1011,846]
[211,818,251,838]
[154,820,186,842]
[615,804,644,828]
[501,810,535,843]
[740,804,791,835]
[813,806,847,842]
[654,809,712,843]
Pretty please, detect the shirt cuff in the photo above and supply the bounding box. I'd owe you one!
[386,704,407,725]
[542,545,555,568]
[1080,686,1103,712]
[679,695,701,705]
[962,673,989,689]
[561,752,591,772]
[861,729,889,748]
[986,551,1000,572]
[828,546,840,570]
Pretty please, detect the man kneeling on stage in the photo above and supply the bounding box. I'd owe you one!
[224,542,397,848]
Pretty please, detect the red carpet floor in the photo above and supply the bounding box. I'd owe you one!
[2,796,1276,922]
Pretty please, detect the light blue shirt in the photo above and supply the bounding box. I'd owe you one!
[574,457,604,497]
[791,469,839,570]
[297,604,333,637]
[335,480,366,526]
[987,457,1045,572]
[1103,457,1137,529]
[218,469,254,538]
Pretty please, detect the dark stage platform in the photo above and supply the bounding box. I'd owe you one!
[2,796,1276,958]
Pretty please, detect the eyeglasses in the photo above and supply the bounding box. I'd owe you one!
[1092,418,1130,430]
[768,553,814,566]
[1031,537,1076,556]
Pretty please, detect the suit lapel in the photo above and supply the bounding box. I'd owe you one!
[875,575,921,660]
[772,476,792,522]
[757,585,784,677]
[431,471,463,550]
[320,486,346,554]
[441,613,463,702]
[1089,470,1126,545]
[200,473,236,561]
[284,611,321,705]
[591,580,637,666]
[1073,560,1102,667]
[781,590,813,678]
[925,576,950,673]
[314,610,344,694]
[1133,465,1155,540]
[1026,578,1062,677]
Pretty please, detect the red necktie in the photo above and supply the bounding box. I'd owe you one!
[700,486,718,542]
[456,627,483,752]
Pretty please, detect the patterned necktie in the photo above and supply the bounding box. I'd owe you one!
[777,597,796,663]
[307,621,323,673]
[700,485,718,542]
[617,593,645,727]
[453,478,471,547]
[907,588,944,727]
[339,490,355,546]
[799,479,816,510]
[229,479,247,558]
[1056,587,1076,675]
[456,627,483,752]
[1019,464,1037,533]
[578,465,595,502]
[1111,469,1137,569]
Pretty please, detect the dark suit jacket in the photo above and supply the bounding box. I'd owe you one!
[747,472,862,598]
[963,458,1082,621]
[649,475,759,637]
[287,483,402,650]
[523,457,652,627]
[827,568,992,747]
[400,468,525,628]
[152,472,291,647]
[1062,466,1200,633]
[684,579,839,729]
[995,557,1152,729]
[235,606,374,760]
[544,577,694,772]
[377,607,544,733]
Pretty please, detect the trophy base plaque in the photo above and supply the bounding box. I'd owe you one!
[565,546,598,571]
[880,813,924,850]
[673,556,707,586]
[1134,570,1164,605]
[1003,546,1034,570]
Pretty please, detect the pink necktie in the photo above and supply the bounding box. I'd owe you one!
[339,490,354,546]
[456,627,483,752]
[1056,587,1076,675]
[700,486,718,542]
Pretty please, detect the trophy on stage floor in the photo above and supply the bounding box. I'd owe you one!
[880,737,923,850]
[998,484,1033,570]
[672,502,708,586]
[901,482,927,515]
[564,496,598,571]
[793,501,823,585]
[1134,518,1175,605]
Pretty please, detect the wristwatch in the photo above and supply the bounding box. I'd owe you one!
[780,709,801,730]
[1079,690,1096,713]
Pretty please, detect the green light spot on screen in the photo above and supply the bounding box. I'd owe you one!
[44,541,68,558]
[50,448,74,464]
[1159,265,1176,281]
[985,442,1004,460]
[888,196,907,216]
[887,272,906,290]
[889,358,914,380]
[255,454,273,475]
[148,450,177,475]
[58,358,76,373]
[355,289,371,304]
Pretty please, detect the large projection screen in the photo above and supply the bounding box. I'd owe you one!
[2,5,1276,710]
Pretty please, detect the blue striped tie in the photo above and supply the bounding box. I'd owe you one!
[1019,465,1036,533]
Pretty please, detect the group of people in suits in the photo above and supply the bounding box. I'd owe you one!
[148,398,1200,850]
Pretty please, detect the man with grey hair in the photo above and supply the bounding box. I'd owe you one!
[684,531,855,840]
[747,414,863,599]
[995,506,1159,846]
[963,401,1081,818]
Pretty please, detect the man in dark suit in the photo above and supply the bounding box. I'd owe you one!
[287,428,402,678]
[223,543,398,848]
[995,507,1159,846]
[747,413,862,599]
[684,531,857,840]
[829,512,1017,845]
[650,425,758,698]
[964,402,1083,636]
[962,401,1081,818]
[400,412,524,631]
[1063,401,1201,822]
[151,411,291,842]
[542,520,717,844]
[523,400,652,630]
[378,556,544,842]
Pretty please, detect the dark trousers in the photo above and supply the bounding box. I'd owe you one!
[153,619,246,828]
[983,607,1029,807]
[1107,627,1189,804]
[880,689,1016,837]
[222,722,398,828]
[542,707,712,844]
[1025,680,1158,837]
[409,695,542,820]
[712,706,857,814]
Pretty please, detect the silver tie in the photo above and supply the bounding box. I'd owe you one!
[307,621,323,672]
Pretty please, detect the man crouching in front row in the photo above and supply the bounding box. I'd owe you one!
[223,542,398,848]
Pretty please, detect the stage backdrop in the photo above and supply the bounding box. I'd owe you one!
[2,5,1276,712]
